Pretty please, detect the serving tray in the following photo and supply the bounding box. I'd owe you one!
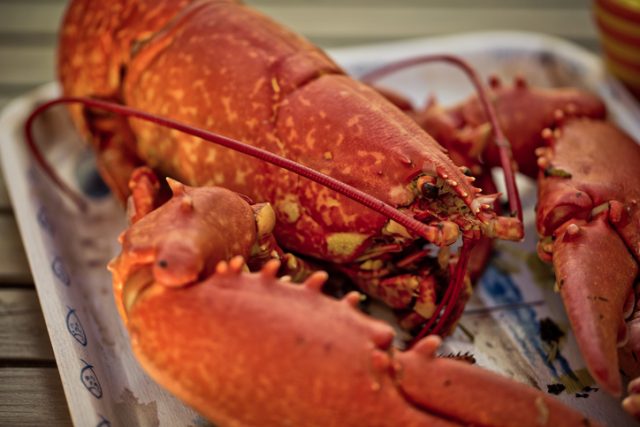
[2,31,639,427]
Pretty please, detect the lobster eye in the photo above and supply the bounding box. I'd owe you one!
[421,183,439,199]
[153,240,204,287]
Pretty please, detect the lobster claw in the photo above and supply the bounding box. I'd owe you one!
[551,217,637,395]
[125,258,601,427]
[535,118,640,397]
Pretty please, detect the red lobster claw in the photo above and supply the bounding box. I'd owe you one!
[536,118,640,396]
[127,257,601,427]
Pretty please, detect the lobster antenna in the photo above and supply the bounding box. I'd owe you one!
[411,237,475,344]
[360,54,523,223]
[25,96,442,242]
[24,106,89,211]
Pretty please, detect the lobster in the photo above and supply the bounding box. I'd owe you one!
[363,60,640,419]
[20,0,608,424]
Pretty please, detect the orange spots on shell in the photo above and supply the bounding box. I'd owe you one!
[221,97,238,122]
[179,106,198,117]
[305,128,316,148]
[234,170,249,186]
[271,77,281,94]
[347,115,361,127]
[356,150,384,166]
[245,118,258,130]
[285,116,294,127]
[213,172,225,184]
[90,50,104,64]
[298,96,311,107]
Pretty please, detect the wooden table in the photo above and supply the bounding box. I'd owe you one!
[0,0,599,425]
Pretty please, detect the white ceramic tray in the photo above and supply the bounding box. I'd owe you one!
[2,31,640,427]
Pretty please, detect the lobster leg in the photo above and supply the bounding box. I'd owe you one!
[416,77,607,179]
[82,102,146,202]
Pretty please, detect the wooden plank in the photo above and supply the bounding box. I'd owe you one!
[0,3,597,43]
[0,7,598,91]
[249,0,589,7]
[0,368,72,426]
[253,6,597,41]
[0,289,54,360]
[0,47,54,87]
[6,0,589,7]
[0,2,64,35]
[0,165,9,211]
[0,215,32,284]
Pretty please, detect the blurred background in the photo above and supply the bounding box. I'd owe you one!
[0,0,597,111]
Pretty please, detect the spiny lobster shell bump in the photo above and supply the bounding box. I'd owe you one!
[60,0,499,262]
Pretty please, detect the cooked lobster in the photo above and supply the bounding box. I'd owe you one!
[366,61,640,418]
[20,0,611,424]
